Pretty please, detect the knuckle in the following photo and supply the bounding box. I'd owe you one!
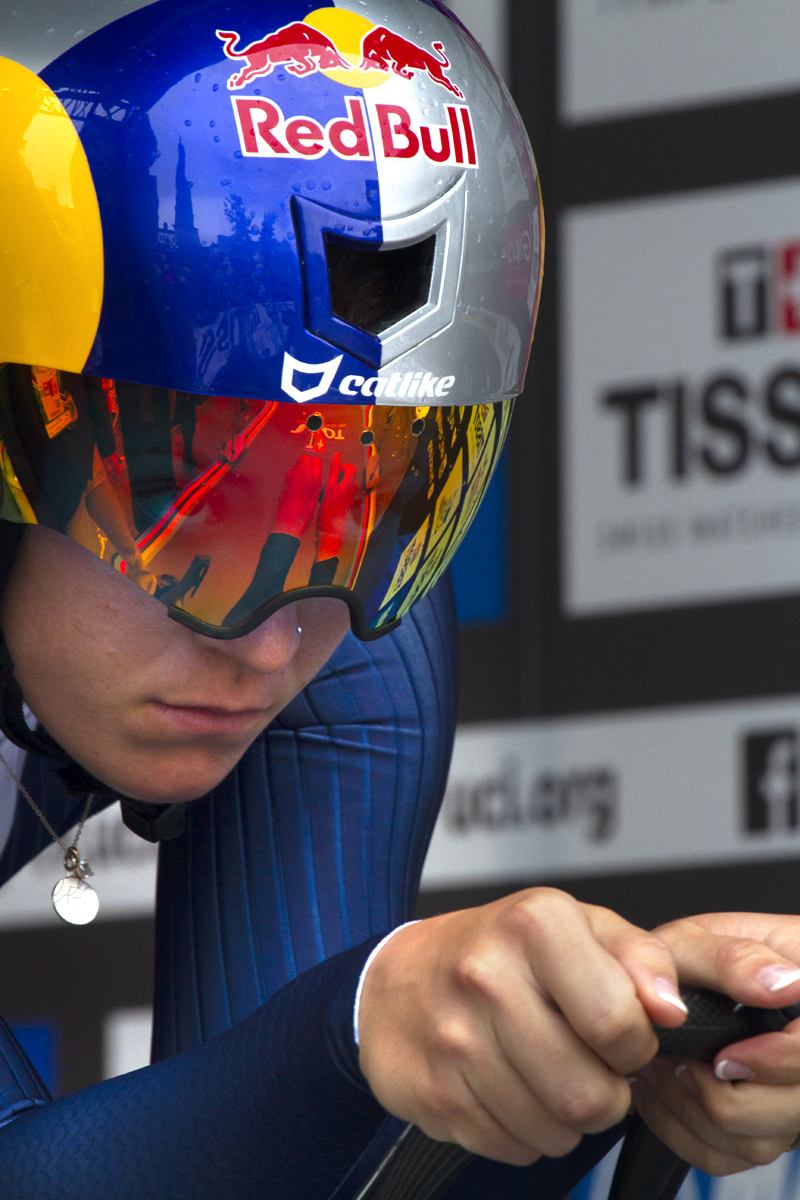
[633,931,674,964]
[430,1018,478,1065]
[581,1003,638,1053]
[506,888,577,941]
[716,938,769,977]
[453,951,504,1001]
[553,1084,622,1132]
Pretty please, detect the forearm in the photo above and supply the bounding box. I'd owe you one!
[0,939,389,1200]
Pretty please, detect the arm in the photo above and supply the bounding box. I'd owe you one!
[0,936,392,1200]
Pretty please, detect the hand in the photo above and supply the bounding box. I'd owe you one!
[317,452,357,561]
[629,912,800,1175]
[357,888,689,1165]
[274,455,322,540]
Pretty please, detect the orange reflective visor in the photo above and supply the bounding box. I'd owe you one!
[0,365,512,638]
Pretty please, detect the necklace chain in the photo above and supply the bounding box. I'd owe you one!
[0,747,95,859]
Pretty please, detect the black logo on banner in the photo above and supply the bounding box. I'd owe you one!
[599,242,800,489]
[444,761,618,843]
[719,243,800,341]
[743,730,799,833]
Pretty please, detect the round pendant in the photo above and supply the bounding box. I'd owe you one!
[52,876,99,925]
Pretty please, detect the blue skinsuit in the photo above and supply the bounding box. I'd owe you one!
[0,579,623,1198]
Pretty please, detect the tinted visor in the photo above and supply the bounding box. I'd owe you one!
[0,365,512,639]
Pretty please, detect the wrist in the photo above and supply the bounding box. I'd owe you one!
[353,921,421,1047]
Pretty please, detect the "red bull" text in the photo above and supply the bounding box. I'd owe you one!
[231,94,477,167]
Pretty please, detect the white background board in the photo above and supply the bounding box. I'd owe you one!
[562,177,800,616]
[560,0,800,123]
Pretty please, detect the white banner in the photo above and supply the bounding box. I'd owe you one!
[560,0,800,124]
[563,178,800,616]
[421,693,800,889]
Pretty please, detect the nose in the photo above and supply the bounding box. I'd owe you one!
[194,601,301,674]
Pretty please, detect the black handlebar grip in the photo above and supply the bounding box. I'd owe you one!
[655,987,800,1060]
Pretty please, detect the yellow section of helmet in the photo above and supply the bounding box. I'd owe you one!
[0,57,103,373]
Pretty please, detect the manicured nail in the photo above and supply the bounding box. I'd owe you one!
[715,1059,756,1081]
[756,965,800,993]
[675,1064,700,1096]
[654,977,689,1014]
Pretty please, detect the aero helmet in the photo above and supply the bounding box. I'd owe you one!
[0,0,543,641]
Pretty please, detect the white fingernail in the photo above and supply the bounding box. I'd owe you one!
[715,1060,756,1082]
[657,990,689,1014]
[654,977,689,1014]
[757,966,800,992]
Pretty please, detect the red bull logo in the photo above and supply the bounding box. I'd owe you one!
[231,93,477,167]
[216,23,352,89]
[216,8,464,98]
[231,94,373,160]
[358,26,462,99]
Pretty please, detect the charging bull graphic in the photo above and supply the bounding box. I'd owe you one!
[359,27,463,98]
[217,18,463,99]
[216,23,351,88]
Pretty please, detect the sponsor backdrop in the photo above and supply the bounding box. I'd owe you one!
[562,179,800,616]
[560,0,800,123]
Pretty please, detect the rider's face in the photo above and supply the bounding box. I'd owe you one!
[0,525,351,803]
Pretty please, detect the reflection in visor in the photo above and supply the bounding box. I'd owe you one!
[0,366,512,639]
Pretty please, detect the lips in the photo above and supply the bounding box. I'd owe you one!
[150,701,268,737]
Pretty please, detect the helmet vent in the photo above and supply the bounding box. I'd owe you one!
[325,234,437,337]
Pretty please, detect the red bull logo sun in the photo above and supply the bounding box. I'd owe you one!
[216,8,464,98]
[219,8,477,168]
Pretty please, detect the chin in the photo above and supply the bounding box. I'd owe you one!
[95,753,242,806]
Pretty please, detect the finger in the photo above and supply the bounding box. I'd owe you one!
[629,1067,786,1174]
[449,914,635,1131]
[511,890,660,1073]
[657,917,800,1009]
[409,1064,546,1165]
[712,1025,800,1085]
[674,1059,800,1139]
[457,1037,585,1160]
[471,977,633,1140]
[583,904,689,1028]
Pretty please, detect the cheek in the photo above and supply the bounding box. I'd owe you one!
[294,596,352,676]
[0,527,166,722]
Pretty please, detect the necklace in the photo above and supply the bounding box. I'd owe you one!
[0,748,98,925]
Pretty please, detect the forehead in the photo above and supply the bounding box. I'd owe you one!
[4,0,157,74]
